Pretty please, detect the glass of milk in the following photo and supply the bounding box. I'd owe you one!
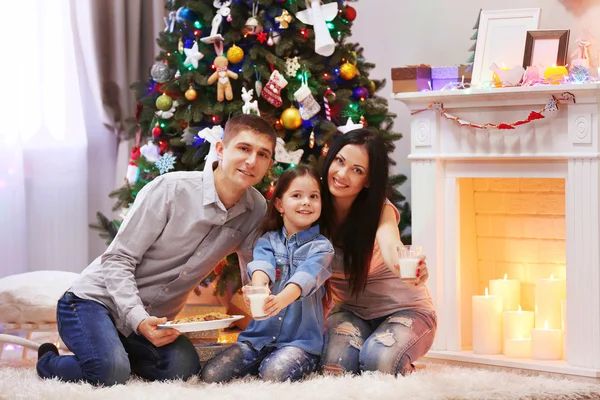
[244,282,270,319]
[398,245,422,283]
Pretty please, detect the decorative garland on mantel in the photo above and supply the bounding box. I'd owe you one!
[410,92,576,130]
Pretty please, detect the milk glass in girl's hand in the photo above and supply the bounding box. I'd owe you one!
[245,283,269,319]
[398,245,422,283]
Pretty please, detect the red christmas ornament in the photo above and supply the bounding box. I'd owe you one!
[257,31,268,44]
[275,269,281,280]
[159,140,169,154]
[265,183,275,200]
[345,5,357,21]
[152,125,163,137]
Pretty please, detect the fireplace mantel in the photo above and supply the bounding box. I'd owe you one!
[394,83,600,377]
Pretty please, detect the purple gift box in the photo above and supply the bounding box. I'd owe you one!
[431,66,472,90]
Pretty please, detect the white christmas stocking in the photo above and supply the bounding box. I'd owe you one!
[294,83,321,120]
[261,70,288,107]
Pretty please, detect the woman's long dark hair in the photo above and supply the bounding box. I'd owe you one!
[260,164,321,235]
[320,129,390,295]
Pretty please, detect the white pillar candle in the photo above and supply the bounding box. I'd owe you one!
[490,274,520,312]
[531,321,562,360]
[504,337,531,358]
[503,305,534,340]
[535,274,566,329]
[472,287,503,354]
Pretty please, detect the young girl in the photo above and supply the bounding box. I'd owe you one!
[201,165,334,383]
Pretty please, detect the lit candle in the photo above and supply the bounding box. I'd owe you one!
[504,336,531,358]
[490,274,520,312]
[531,320,562,360]
[543,64,568,84]
[535,274,566,329]
[503,305,534,340]
[472,287,503,354]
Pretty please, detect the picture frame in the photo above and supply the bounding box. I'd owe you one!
[522,30,570,68]
[471,8,541,85]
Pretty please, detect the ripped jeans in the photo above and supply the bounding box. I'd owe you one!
[320,309,436,376]
[201,341,320,383]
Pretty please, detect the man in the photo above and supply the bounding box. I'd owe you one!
[36,114,276,386]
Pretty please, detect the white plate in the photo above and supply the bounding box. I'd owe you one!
[158,315,244,333]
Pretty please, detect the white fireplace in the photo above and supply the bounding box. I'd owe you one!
[394,83,600,377]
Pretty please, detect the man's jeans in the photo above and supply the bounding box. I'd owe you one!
[36,292,200,386]
[202,341,320,383]
[320,309,436,376]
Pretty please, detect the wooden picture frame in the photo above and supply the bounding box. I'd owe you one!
[522,30,570,68]
[471,8,541,85]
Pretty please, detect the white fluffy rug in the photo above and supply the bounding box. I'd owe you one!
[1,360,599,400]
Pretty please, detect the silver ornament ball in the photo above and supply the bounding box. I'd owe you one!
[150,62,172,83]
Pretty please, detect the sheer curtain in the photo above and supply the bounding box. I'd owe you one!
[0,0,164,278]
[0,1,91,277]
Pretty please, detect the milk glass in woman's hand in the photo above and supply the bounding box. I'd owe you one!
[245,283,270,319]
[398,245,422,283]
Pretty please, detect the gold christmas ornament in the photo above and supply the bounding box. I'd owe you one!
[340,62,357,80]
[309,130,315,148]
[368,80,376,94]
[156,93,173,111]
[226,45,245,64]
[178,37,184,53]
[280,107,302,130]
[185,86,197,101]
[275,10,293,29]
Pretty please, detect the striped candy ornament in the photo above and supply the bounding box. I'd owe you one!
[323,88,336,121]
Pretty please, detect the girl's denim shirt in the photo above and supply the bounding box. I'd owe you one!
[238,224,334,355]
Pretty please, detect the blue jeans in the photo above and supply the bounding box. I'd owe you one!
[36,292,200,386]
[202,341,320,383]
[321,309,436,376]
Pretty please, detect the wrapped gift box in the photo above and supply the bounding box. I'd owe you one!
[391,65,431,93]
[431,65,472,90]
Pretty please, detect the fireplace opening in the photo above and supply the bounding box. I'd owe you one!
[458,178,566,359]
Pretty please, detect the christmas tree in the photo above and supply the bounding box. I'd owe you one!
[92,0,409,295]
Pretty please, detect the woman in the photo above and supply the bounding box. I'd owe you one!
[319,129,436,376]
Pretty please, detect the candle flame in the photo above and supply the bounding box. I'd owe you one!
[485,287,489,296]
[550,273,554,280]
[518,305,522,312]
[503,273,508,280]
[544,320,549,330]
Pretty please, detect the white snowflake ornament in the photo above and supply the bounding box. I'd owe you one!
[285,56,301,77]
[184,42,204,69]
[155,153,177,174]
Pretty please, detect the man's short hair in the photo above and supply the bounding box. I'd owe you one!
[222,114,277,153]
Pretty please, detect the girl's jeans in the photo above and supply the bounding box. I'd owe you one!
[202,341,320,383]
[320,308,436,376]
[36,292,201,386]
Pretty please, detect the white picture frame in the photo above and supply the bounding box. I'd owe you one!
[471,8,541,85]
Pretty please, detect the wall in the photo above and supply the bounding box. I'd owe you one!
[350,0,600,204]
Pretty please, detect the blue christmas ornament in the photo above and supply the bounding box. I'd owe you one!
[176,7,198,23]
[569,65,591,84]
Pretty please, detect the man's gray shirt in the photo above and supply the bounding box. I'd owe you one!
[70,169,266,337]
